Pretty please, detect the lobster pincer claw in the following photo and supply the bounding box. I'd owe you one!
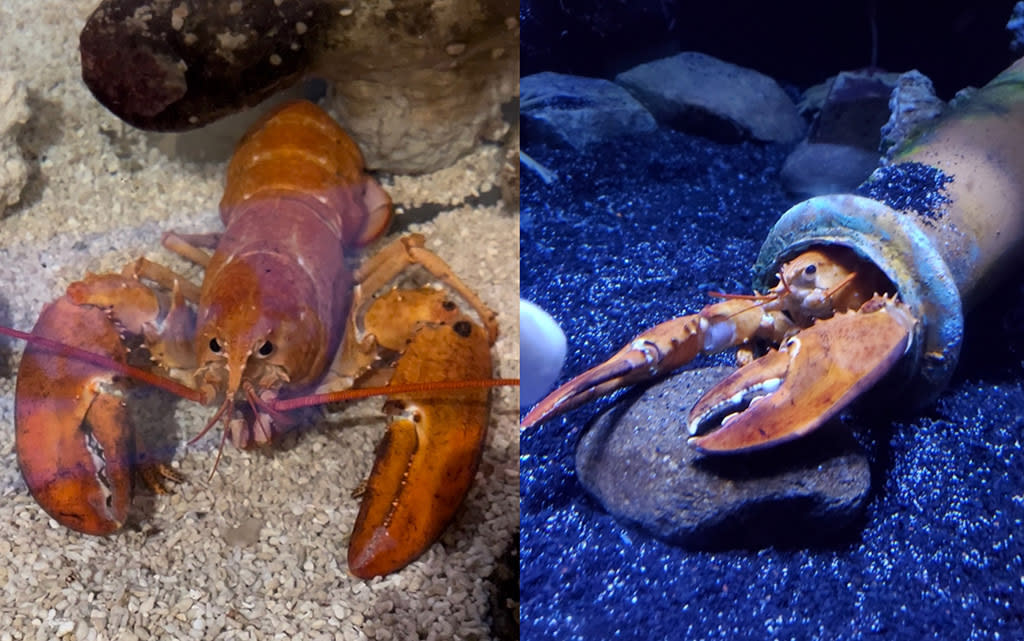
[687,295,917,453]
[14,297,136,535]
[521,297,788,429]
[521,314,705,428]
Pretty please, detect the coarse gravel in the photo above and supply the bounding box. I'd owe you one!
[0,2,519,639]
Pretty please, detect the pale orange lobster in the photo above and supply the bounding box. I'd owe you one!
[3,100,515,579]
[522,246,917,452]
[522,57,1024,453]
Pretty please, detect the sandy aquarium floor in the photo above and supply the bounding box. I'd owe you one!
[0,2,519,640]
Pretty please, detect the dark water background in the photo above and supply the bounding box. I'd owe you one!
[521,2,1024,638]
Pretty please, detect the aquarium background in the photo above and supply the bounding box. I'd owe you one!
[0,1,519,638]
[520,2,1024,639]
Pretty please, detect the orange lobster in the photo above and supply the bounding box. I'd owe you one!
[5,100,515,579]
[523,57,1024,454]
[522,246,916,452]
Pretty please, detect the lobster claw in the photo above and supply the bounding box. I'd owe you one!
[687,295,916,453]
[347,290,494,579]
[521,314,707,428]
[521,297,787,430]
[15,297,134,535]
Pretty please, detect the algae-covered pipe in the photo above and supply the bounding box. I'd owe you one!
[754,57,1024,407]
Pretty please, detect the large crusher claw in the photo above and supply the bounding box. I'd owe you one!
[15,297,136,535]
[13,278,196,535]
[346,288,494,579]
[687,295,916,453]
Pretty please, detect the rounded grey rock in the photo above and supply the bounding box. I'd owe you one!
[615,52,805,143]
[575,366,872,548]
[521,72,657,150]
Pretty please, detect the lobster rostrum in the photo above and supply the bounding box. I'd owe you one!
[6,100,514,579]
[524,56,1024,456]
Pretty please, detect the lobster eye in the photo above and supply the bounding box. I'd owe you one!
[258,340,274,356]
[804,264,817,276]
[209,338,222,353]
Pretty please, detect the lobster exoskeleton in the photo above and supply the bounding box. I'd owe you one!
[9,100,511,579]
[525,57,1024,458]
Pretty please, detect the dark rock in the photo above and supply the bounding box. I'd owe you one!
[808,71,896,150]
[614,52,805,144]
[521,72,656,150]
[80,0,331,131]
[784,70,912,195]
[487,534,519,641]
[575,366,871,549]
[781,141,880,196]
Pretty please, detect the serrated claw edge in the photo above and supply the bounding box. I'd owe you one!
[687,295,915,453]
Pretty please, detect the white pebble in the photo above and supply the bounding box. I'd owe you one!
[519,299,567,407]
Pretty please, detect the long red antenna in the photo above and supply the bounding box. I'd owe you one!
[270,378,520,412]
[0,326,203,403]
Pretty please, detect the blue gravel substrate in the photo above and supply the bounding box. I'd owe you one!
[520,127,1024,640]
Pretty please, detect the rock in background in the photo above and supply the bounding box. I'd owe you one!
[520,72,656,150]
[615,52,805,144]
[79,0,519,174]
[522,53,808,150]
[782,70,897,196]
[782,69,946,196]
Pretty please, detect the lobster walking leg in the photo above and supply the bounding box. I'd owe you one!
[161,231,218,267]
[128,257,202,303]
[328,233,501,388]
[353,234,500,343]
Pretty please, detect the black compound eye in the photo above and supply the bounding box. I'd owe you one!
[804,264,817,276]
[258,341,274,356]
[209,338,222,353]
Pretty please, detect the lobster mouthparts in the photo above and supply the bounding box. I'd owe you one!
[686,295,916,453]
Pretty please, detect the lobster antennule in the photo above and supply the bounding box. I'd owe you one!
[188,396,233,447]
[188,398,235,483]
